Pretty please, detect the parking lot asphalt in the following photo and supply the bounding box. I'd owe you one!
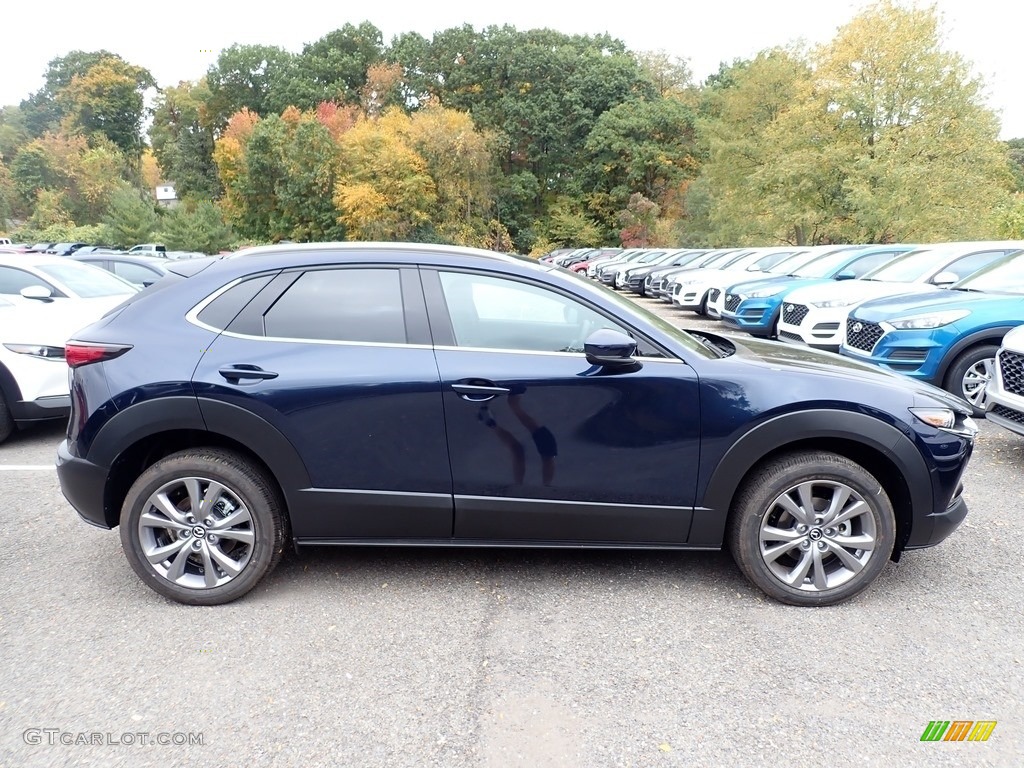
[1,295,1022,767]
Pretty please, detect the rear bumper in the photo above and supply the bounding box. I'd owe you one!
[56,439,111,529]
[11,395,70,424]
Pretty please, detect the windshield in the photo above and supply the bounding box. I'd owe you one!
[793,248,865,278]
[955,252,1024,293]
[767,250,818,274]
[637,250,668,263]
[38,262,139,298]
[747,250,799,272]
[861,248,940,281]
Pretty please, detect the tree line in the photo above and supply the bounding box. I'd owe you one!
[0,1,1022,254]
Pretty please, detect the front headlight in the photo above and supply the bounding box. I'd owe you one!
[888,309,970,330]
[2,343,66,359]
[747,286,786,298]
[909,407,978,437]
[809,297,859,308]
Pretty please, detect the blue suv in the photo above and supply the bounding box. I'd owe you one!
[720,245,915,338]
[841,250,1024,415]
[56,243,976,607]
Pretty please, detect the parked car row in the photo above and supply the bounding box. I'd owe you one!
[557,240,1024,433]
[2,242,208,260]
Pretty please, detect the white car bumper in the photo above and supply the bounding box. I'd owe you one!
[777,303,848,351]
[987,347,1024,436]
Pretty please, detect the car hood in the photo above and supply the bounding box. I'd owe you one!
[851,290,1024,321]
[676,266,769,285]
[783,280,941,305]
[725,276,827,297]
[724,333,973,413]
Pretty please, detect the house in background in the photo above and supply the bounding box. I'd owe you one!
[155,184,178,209]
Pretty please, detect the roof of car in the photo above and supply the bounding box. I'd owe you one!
[227,241,525,263]
[0,253,75,268]
[72,253,169,267]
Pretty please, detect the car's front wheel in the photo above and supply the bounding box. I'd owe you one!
[727,451,895,606]
[944,344,999,417]
[119,449,288,605]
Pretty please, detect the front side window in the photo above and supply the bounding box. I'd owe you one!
[263,268,406,343]
[0,267,53,295]
[438,271,629,353]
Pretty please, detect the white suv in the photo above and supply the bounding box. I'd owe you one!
[776,242,1024,352]
[987,325,1024,437]
[0,255,138,442]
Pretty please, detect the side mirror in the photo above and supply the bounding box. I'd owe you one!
[931,271,959,287]
[584,328,637,368]
[20,285,53,302]
[834,270,856,281]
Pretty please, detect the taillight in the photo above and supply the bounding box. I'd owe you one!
[65,341,133,368]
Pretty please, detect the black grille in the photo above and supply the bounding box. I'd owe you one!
[999,350,1024,396]
[778,331,804,343]
[991,404,1024,425]
[846,320,884,352]
[724,294,742,312]
[708,288,721,303]
[888,348,928,363]
[782,303,810,326]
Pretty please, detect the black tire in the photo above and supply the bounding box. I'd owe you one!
[0,390,13,445]
[696,292,709,316]
[943,344,999,417]
[119,448,288,605]
[727,451,895,606]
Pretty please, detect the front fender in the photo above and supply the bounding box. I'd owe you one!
[689,409,930,548]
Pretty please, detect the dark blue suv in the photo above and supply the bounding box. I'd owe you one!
[57,243,977,607]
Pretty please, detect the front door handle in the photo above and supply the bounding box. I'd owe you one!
[452,383,511,402]
[219,365,279,383]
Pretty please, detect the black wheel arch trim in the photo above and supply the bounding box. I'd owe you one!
[0,361,23,405]
[935,326,1016,384]
[87,396,311,509]
[690,409,930,548]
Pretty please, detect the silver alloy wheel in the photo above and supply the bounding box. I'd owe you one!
[758,480,876,592]
[960,357,994,408]
[138,476,256,590]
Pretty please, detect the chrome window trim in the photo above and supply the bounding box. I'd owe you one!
[187,274,685,360]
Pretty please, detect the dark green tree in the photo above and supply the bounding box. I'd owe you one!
[206,45,294,127]
[159,199,234,253]
[150,80,221,200]
[583,97,699,234]
[101,186,159,247]
[271,23,384,112]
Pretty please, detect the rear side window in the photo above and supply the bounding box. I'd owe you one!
[197,274,275,330]
[263,268,406,344]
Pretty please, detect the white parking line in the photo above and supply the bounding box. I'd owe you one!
[0,465,56,471]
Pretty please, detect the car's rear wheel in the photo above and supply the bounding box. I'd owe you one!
[727,451,895,606]
[119,449,288,605]
[0,390,13,444]
[944,344,998,417]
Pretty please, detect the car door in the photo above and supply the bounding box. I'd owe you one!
[422,267,701,544]
[190,265,452,539]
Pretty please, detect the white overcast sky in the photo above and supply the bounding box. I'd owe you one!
[4,0,1022,138]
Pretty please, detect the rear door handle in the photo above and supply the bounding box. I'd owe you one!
[219,365,279,383]
[452,383,511,401]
